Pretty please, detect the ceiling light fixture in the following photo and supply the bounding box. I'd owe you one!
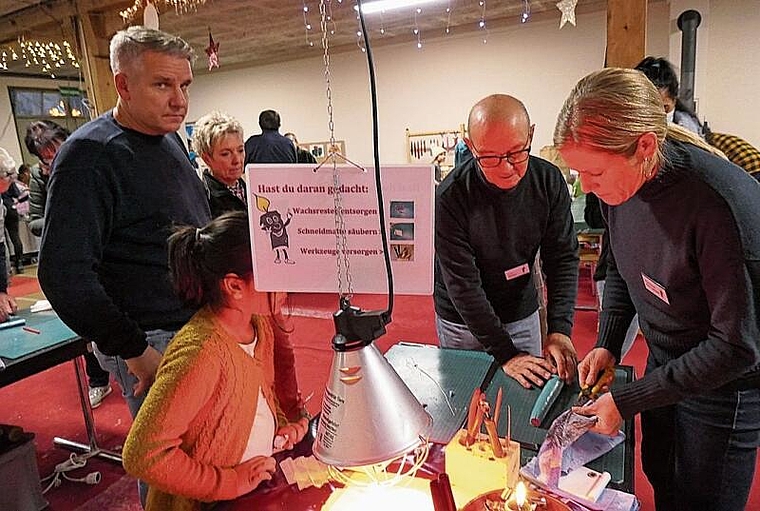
[355,0,442,15]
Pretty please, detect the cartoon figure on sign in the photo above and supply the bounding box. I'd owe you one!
[255,194,294,264]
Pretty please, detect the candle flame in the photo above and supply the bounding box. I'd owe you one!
[515,481,527,506]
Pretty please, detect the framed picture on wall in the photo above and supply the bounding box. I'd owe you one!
[301,140,346,164]
[185,122,197,163]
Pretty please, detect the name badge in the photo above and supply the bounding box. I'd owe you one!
[505,263,530,281]
[641,273,670,305]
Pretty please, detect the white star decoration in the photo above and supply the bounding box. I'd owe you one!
[556,0,578,29]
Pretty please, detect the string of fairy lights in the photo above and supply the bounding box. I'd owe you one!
[1,39,79,78]
[0,0,544,78]
[120,0,207,23]
[297,0,534,51]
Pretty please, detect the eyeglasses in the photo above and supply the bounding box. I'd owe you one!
[469,129,533,168]
[0,171,16,180]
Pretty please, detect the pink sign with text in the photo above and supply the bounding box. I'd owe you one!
[246,164,434,295]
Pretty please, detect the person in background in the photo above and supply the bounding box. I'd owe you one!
[123,212,308,511]
[244,110,297,165]
[24,120,69,237]
[635,56,704,138]
[453,138,473,168]
[430,145,447,183]
[17,164,31,187]
[435,94,579,389]
[0,149,19,322]
[194,111,306,421]
[1,167,29,274]
[38,26,210,423]
[195,111,248,218]
[556,67,760,511]
[24,121,113,407]
[284,132,317,164]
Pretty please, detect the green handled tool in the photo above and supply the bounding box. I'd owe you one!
[529,374,564,427]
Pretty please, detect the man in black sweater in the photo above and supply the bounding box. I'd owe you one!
[435,94,579,388]
[38,27,211,419]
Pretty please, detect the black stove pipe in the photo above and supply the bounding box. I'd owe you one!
[677,10,702,113]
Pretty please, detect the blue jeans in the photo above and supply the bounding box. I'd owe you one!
[641,362,760,510]
[596,280,640,361]
[93,329,176,509]
[435,310,542,357]
[93,329,175,419]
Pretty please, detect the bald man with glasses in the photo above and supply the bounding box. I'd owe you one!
[434,94,579,389]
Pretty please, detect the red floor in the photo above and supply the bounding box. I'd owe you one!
[1,277,759,510]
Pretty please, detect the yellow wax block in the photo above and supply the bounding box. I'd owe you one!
[445,429,521,501]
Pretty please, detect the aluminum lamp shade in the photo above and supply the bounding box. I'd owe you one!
[314,341,432,467]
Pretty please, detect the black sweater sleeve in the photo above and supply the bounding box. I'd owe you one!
[539,174,579,337]
[595,240,637,362]
[38,143,148,360]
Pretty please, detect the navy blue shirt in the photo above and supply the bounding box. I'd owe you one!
[600,140,760,418]
[244,130,297,165]
[38,111,211,360]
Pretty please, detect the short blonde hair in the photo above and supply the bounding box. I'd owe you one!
[554,67,721,162]
[192,111,244,157]
[0,148,16,175]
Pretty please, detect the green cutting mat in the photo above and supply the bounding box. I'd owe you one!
[385,342,493,445]
[385,342,633,490]
[484,366,632,486]
[0,310,77,360]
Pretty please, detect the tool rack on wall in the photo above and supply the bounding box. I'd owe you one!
[405,125,466,179]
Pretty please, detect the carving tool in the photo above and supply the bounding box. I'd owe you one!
[461,388,481,446]
[578,365,616,405]
[479,398,505,458]
[529,374,564,427]
[0,316,26,330]
[493,387,503,430]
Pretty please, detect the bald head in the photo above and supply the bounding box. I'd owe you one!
[468,94,530,138]
[465,95,534,190]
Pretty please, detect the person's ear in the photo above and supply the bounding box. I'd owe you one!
[636,132,659,162]
[114,72,130,101]
[221,273,245,300]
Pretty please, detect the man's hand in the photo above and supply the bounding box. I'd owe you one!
[234,456,276,495]
[124,345,163,397]
[0,292,17,322]
[572,393,622,436]
[577,347,616,389]
[502,353,555,389]
[543,332,578,384]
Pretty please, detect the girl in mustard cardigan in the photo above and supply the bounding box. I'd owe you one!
[123,211,309,511]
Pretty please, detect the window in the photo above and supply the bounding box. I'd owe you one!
[8,87,89,164]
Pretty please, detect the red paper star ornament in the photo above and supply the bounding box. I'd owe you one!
[205,29,220,71]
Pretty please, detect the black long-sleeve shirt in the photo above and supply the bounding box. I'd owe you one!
[38,112,211,360]
[434,156,579,365]
[600,140,760,419]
